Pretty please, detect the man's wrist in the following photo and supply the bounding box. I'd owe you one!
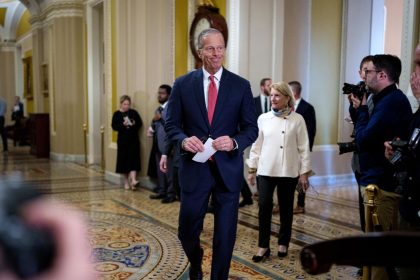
[231,138,238,150]
[181,138,188,150]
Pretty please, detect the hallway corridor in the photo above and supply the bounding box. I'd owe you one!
[1,145,362,279]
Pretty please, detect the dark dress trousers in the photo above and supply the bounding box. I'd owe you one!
[165,68,258,280]
[111,109,143,173]
[295,98,316,207]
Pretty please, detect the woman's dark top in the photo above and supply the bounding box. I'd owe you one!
[111,109,143,173]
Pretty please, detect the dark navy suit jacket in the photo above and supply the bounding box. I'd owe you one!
[165,68,258,193]
[355,84,412,191]
[253,96,264,116]
[296,98,316,151]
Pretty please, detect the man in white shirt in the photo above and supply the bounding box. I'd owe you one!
[254,78,272,115]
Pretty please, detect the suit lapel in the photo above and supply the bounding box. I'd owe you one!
[193,69,210,129]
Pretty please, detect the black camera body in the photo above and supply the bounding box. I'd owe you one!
[389,128,420,194]
[337,141,357,155]
[0,180,55,279]
[342,81,369,100]
[389,128,420,168]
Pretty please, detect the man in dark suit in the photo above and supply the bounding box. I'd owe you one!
[289,81,316,214]
[165,28,258,280]
[148,85,176,203]
[237,77,273,208]
[254,78,272,116]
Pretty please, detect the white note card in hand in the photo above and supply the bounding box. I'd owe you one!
[192,138,217,163]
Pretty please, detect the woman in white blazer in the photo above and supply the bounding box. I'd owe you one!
[247,82,312,261]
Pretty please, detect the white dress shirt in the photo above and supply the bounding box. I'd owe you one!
[260,95,270,113]
[202,67,223,109]
[247,111,311,178]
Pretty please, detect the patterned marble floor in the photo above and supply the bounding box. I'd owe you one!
[1,146,362,279]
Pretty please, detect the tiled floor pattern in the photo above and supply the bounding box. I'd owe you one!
[1,146,362,279]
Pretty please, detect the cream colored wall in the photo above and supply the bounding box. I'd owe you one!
[384,0,403,56]
[0,49,16,126]
[104,0,174,178]
[283,0,310,97]
[309,0,342,146]
[50,16,85,155]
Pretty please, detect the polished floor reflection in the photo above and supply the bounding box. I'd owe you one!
[1,145,362,279]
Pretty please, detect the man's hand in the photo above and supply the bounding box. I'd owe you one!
[147,126,154,137]
[182,136,204,153]
[350,93,367,108]
[159,155,168,173]
[384,140,395,160]
[212,136,234,151]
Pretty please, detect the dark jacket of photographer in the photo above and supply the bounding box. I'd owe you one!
[355,84,412,191]
[399,108,420,224]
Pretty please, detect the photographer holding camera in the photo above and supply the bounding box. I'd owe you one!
[384,43,420,280]
[340,55,373,235]
[351,54,413,280]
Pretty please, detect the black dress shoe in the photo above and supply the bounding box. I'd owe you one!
[161,196,176,203]
[150,194,166,199]
[252,248,270,262]
[239,199,253,207]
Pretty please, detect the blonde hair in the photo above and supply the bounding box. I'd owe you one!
[119,95,131,104]
[270,82,295,108]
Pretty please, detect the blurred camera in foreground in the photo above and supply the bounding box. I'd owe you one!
[0,180,55,279]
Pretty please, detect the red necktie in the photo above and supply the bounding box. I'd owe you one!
[208,75,218,124]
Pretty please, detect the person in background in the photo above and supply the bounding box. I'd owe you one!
[246,78,273,210]
[247,82,311,261]
[111,95,143,190]
[352,54,412,280]
[11,96,24,124]
[165,28,258,280]
[159,137,181,201]
[384,43,420,280]
[0,97,7,153]
[254,78,272,115]
[347,55,373,234]
[288,81,316,214]
[148,85,176,203]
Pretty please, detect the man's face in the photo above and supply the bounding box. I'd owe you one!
[411,45,420,99]
[261,80,272,96]
[359,62,370,82]
[158,88,169,104]
[198,32,225,74]
[364,61,380,93]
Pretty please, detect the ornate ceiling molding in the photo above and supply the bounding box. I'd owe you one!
[30,1,84,28]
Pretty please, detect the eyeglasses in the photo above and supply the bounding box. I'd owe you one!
[202,46,225,53]
[364,69,381,75]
